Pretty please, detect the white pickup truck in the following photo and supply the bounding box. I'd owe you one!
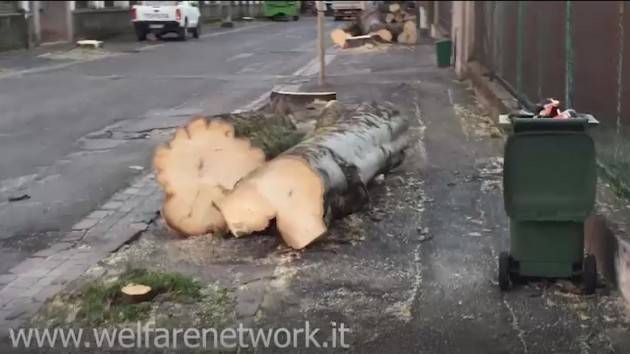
[131,1,201,41]
[332,1,367,20]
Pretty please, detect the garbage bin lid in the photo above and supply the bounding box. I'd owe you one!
[512,117,588,133]
[504,132,596,221]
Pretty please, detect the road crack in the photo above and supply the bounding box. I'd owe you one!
[503,298,528,353]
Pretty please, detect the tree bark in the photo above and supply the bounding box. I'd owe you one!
[217,103,411,249]
[154,103,350,237]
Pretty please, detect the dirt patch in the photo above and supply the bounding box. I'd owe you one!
[454,101,503,141]
[39,48,123,61]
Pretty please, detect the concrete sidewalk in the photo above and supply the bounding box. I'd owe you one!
[237,42,630,352]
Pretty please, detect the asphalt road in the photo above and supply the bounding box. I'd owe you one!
[0,18,332,273]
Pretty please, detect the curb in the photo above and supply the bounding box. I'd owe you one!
[465,61,518,123]
[585,184,630,303]
[0,173,161,334]
[466,60,630,304]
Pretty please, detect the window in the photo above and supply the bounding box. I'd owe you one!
[0,0,18,13]
[75,1,90,9]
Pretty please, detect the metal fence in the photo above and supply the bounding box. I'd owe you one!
[437,1,452,34]
[474,1,630,190]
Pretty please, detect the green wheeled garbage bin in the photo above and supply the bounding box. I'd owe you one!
[435,39,452,67]
[499,116,599,294]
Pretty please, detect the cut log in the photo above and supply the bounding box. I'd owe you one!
[397,21,418,45]
[331,28,349,47]
[385,22,404,40]
[154,110,317,237]
[345,33,380,48]
[153,117,266,236]
[330,21,362,48]
[121,283,153,303]
[388,3,401,12]
[373,28,393,42]
[217,103,410,249]
[331,4,417,48]
[402,12,417,22]
[358,9,386,35]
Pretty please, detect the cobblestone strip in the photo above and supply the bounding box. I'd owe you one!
[0,173,161,333]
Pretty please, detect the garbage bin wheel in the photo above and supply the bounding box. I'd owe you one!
[499,251,511,291]
[509,270,522,285]
[583,254,597,295]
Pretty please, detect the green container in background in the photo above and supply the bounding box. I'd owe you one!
[435,39,452,67]
[263,1,299,20]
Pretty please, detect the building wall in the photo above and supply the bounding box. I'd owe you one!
[73,7,132,39]
[0,12,29,51]
[0,1,266,52]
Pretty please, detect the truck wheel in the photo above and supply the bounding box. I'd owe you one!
[498,252,511,291]
[293,15,299,21]
[179,19,188,41]
[583,254,597,295]
[192,22,201,39]
[135,29,147,41]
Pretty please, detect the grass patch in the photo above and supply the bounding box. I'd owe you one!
[76,268,201,325]
[199,285,234,327]
[219,112,305,158]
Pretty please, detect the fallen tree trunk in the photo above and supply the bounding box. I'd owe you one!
[385,22,404,41]
[358,9,385,35]
[330,21,362,47]
[153,113,302,236]
[397,21,418,44]
[154,103,349,237]
[217,103,410,249]
[331,4,417,48]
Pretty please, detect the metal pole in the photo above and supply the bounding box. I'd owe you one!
[32,1,41,44]
[565,1,574,107]
[416,1,421,30]
[221,0,234,28]
[317,1,325,85]
[516,1,525,96]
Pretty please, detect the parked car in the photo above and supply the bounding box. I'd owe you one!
[131,1,201,41]
[332,1,367,20]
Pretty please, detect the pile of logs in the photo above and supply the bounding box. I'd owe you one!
[330,1,418,48]
[153,102,410,249]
